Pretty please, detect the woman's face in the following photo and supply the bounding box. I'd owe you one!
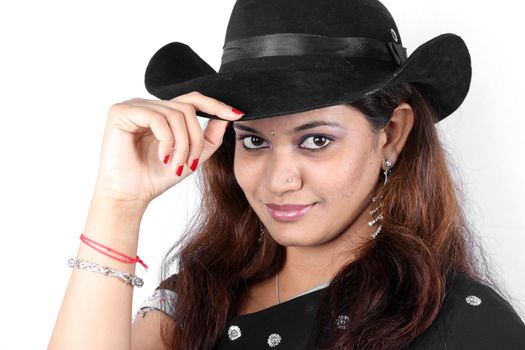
[233,104,385,247]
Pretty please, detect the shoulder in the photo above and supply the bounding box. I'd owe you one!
[408,271,525,349]
[131,273,180,350]
[134,273,179,320]
[444,271,525,347]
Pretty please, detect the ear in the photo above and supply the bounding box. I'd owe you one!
[380,102,414,167]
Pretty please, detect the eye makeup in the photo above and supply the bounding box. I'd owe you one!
[235,133,335,152]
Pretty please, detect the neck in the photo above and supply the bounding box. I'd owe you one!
[276,199,377,300]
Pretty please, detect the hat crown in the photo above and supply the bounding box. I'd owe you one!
[145,0,471,123]
[224,0,402,45]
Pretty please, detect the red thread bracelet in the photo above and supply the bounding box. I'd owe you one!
[80,233,148,270]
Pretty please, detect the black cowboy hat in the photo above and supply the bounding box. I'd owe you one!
[144,0,471,123]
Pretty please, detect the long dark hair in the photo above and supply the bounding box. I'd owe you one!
[157,82,510,349]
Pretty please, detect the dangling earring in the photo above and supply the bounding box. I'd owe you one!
[383,159,392,186]
[368,194,383,239]
[368,159,393,239]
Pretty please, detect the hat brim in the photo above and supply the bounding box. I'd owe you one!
[145,33,471,122]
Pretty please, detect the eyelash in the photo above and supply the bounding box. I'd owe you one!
[236,134,334,152]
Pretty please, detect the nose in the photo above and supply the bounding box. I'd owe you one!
[264,149,302,194]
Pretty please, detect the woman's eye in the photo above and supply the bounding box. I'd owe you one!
[300,135,333,151]
[237,134,333,151]
[241,136,268,149]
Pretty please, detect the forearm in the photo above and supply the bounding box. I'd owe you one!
[49,198,148,350]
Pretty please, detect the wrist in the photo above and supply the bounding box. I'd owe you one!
[90,195,149,214]
[83,197,146,248]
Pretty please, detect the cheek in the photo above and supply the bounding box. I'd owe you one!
[233,153,246,189]
[233,150,262,194]
[314,146,379,201]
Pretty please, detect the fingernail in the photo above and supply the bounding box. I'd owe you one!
[163,154,170,164]
[231,108,244,115]
[176,165,184,177]
[190,158,199,171]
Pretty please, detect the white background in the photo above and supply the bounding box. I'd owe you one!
[0,0,523,348]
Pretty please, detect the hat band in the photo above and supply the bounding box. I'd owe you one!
[221,33,408,66]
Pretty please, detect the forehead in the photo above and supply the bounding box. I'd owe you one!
[233,104,363,132]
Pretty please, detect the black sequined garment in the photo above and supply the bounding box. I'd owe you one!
[138,271,525,349]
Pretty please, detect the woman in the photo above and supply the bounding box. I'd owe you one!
[49,0,525,349]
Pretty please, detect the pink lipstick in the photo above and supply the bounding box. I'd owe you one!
[265,203,315,222]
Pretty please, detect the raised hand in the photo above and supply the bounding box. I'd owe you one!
[93,91,244,207]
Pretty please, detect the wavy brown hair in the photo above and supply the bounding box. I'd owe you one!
[157,82,509,349]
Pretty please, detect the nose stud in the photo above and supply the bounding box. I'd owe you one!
[286,177,294,183]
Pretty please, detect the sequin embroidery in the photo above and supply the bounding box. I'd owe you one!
[267,333,282,347]
[228,325,242,341]
[465,295,482,306]
[336,315,350,330]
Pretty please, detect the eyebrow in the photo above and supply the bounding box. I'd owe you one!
[232,120,345,135]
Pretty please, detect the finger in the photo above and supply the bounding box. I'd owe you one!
[199,119,231,164]
[163,111,190,176]
[171,91,245,121]
[126,100,191,175]
[109,102,175,165]
[132,99,205,172]
[171,103,204,171]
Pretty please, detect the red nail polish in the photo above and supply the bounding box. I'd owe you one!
[231,108,244,115]
[190,158,199,171]
[176,165,184,176]
[163,154,170,164]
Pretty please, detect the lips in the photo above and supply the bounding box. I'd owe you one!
[265,203,315,221]
[266,203,313,211]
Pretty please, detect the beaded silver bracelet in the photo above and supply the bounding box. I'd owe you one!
[67,258,144,288]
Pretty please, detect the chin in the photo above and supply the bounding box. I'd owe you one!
[269,230,331,247]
